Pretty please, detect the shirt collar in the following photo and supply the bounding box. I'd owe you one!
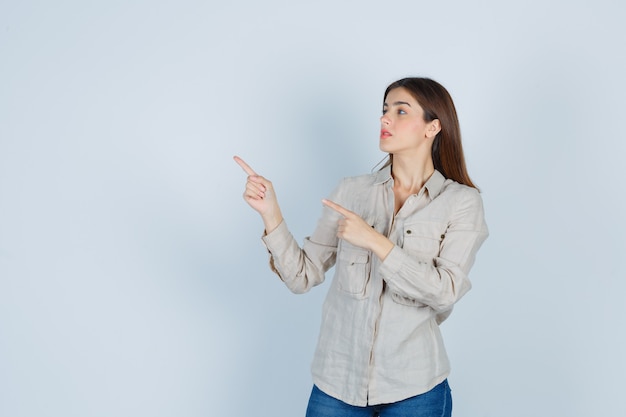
[373,165,446,200]
[424,169,446,200]
[373,165,393,185]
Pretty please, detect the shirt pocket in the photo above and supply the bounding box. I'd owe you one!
[402,221,447,257]
[335,245,371,298]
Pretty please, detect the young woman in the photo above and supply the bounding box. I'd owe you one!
[234,77,488,417]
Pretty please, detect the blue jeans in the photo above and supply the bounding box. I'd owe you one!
[305,380,452,417]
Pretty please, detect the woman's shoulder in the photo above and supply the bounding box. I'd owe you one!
[441,178,480,196]
[439,178,484,210]
[328,171,384,204]
[438,179,486,227]
[339,168,389,187]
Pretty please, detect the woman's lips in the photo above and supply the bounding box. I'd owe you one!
[380,129,392,139]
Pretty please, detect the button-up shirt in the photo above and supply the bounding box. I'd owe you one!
[261,167,488,406]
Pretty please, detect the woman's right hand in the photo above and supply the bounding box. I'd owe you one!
[233,155,284,234]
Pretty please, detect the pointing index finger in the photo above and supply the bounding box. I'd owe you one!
[322,199,353,217]
[233,155,258,176]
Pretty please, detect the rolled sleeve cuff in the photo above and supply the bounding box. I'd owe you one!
[379,245,431,279]
[260,220,297,279]
[261,220,290,253]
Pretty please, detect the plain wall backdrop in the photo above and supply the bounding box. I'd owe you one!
[1,1,625,416]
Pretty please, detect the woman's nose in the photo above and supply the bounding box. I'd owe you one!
[380,114,390,125]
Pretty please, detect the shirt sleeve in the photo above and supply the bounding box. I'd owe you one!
[260,183,343,294]
[379,187,489,313]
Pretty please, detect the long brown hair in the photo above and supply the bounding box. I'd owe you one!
[380,77,478,189]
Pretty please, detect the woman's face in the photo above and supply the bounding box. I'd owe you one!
[379,87,440,156]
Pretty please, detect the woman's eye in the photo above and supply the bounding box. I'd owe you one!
[398,109,406,115]
[382,109,387,115]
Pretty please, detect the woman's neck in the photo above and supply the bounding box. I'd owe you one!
[391,154,435,194]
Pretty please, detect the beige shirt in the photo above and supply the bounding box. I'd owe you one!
[261,167,488,406]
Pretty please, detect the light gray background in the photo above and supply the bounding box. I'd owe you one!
[1,1,625,416]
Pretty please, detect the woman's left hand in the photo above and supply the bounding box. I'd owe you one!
[322,199,394,260]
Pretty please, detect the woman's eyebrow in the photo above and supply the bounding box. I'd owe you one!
[383,101,412,107]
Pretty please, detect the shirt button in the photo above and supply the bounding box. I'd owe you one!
[406,230,412,235]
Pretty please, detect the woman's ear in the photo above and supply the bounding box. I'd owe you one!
[427,119,441,138]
